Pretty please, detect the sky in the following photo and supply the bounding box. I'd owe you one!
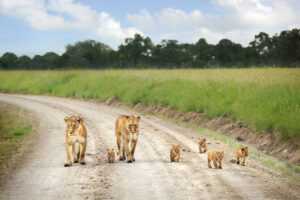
[0,0,299,56]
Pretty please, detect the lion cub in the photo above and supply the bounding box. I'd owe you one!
[198,138,207,153]
[208,150,224,169]
[235,146,248,166]
[170,144,181,162]
[107,148,116,163]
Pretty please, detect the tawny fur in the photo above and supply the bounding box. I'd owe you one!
[235,146,248,166]
[115,115,140,163]
[207,150,224,169]
[107,148,116,163]
[170,144,181,162]
[198,138,207,153]
[64,115,87,167]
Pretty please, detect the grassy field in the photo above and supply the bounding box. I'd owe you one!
[0,103,32,175]
[0,68,299,139]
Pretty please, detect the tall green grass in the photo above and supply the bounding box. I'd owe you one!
[0,68,299,139]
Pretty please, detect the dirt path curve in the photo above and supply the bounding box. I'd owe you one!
[0,94,298,200]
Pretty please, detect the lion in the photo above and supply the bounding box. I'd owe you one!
[235,146,248,166]
[64,115,87,167]
[207,150,224,169]
[198,138,207,153]
[106,148,116,163]
[115,115,141,163]
[170,144,181,162]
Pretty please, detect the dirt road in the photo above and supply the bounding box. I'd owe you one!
[0,94,298,200]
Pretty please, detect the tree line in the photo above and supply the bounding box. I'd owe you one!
[0,29,299,69]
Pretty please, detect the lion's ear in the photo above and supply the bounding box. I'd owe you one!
[77,117,84,123]
[64,116,69,122]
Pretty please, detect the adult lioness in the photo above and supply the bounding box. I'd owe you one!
[64,115,87,167]
[115,115,140,163]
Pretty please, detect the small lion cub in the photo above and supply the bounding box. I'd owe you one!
[170,144,181,162]
[235,146,248,166]
[107,148,115,163]
[207,150,224,169]
[198,138,207,153]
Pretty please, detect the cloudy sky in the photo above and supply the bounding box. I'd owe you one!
[0,0,299,56]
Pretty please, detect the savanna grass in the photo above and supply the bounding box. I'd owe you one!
[0,68,299,139]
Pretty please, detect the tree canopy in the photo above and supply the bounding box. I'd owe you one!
[1,29,300,69]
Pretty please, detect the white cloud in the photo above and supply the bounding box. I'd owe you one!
[0,0,299,48]
[0,0,142,47]
[128,0,300,46]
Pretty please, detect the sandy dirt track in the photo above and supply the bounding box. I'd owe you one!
[0,94,298,200]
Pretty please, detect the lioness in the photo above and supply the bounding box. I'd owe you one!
[208,150,224,169]
[170,144,181,162]
[64,115,87,167]
[235,146,248,166]
[107,148,116,163]
[115,115,140,163]
[198,138,207,153]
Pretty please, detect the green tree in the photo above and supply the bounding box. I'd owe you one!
[17,55,32,69]
[63,40,113,68]
[249,32,272,65]
[118,34,154,67]
[215,39,244,66]
[192,38,214,67]
[1,52,18,69]
[272,29,300,66]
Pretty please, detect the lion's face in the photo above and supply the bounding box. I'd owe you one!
[126,115,140,133]
[64,116,80,134]
[241,146,248,157]
[216,151,224,160]
[198,138,206,145]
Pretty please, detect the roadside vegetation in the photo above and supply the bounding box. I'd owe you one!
[0,103,33,177]
[0,68,299,140]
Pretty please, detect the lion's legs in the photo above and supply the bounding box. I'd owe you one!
[131,139,137,162]
[117,134,126,161]
[64,144,73,167]
[242,157,246,166]
[116,133,121,156]
[73,143,79,163]
[124,138,133,163]
[79,142,86,165]
[175,155,180,162]
[208,159,212,168]
[237,157,240,165]
[199,146,203,153]
[218,160,223,169]
[213,160,218,168]
[119,138,126,161]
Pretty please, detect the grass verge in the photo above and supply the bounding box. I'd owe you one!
[0,103,33,180]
